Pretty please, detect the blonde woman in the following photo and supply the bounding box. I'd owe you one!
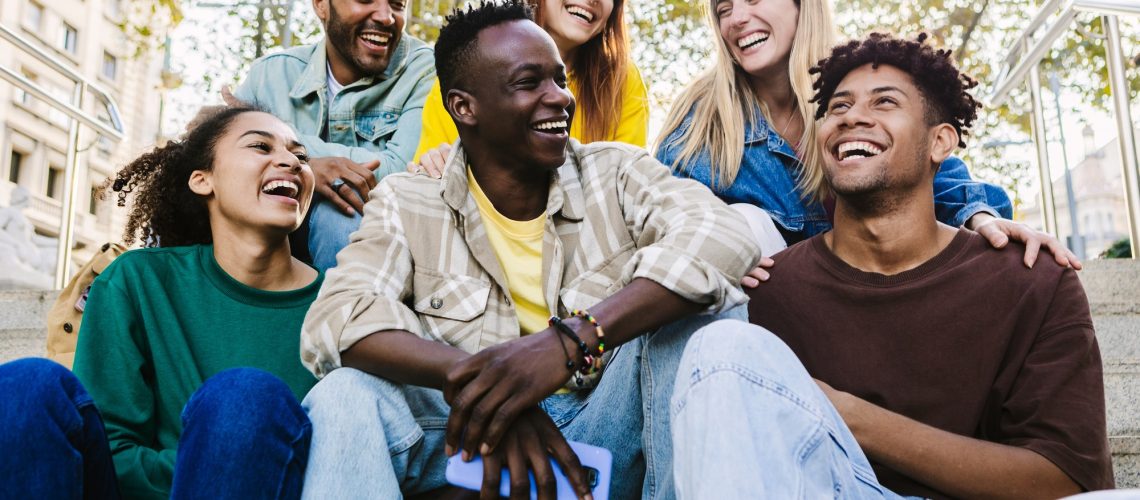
[411,0,649,176]
[656,0,1078,277]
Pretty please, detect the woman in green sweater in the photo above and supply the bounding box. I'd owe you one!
[0,107,321,499]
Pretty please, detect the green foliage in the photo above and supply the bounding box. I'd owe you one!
[1100,238,1132,258]
[121,0,184,57]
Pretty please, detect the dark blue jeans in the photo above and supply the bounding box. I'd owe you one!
[0,358,312,499]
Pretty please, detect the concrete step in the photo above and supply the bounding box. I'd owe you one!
[1079,259,1140,309]
[0,290,55,363]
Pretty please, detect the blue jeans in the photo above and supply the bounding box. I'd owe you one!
[171,368,313,499]
[671,321,905,499]
[0,358,120,499]
[302,308,745,499]
[307,195,362,273]
[0,359,312,499]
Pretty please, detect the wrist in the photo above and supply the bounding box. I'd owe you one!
[965,211,996,230]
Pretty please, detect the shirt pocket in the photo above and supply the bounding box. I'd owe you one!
[412,268,491,350]
[559,243,635,311]
[354,111,400,146]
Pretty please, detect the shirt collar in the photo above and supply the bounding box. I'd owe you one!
[745,107,798,157]
[442,140,584,223]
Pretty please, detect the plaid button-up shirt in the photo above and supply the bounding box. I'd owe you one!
[301,140,760,384]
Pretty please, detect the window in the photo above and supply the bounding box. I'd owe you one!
[24,1,44,29]
[46,83,71,128]
[8,151,25,184]
[101,52,118,81]
[46,165,63,199]
[13,70,36,106]
[62,23,78,54]
[95,134,113,159]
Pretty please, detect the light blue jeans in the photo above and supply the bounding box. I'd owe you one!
[301,308,745,499]
[307,196,362,273]
[671,320,905,499]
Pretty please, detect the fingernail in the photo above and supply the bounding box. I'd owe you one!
[584,494,594,500]
[462,450,471,461]
[480,443,490,455]
[445,445,454,456]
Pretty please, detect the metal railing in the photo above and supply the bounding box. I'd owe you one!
[989,0,1140,258]
[0,22,126,288]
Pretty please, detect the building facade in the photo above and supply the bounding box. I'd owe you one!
[1020,125,1133,258]
[0,0,168,285]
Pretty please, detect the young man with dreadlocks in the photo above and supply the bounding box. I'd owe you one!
[297,1,757,498]
[670,33,1113,498]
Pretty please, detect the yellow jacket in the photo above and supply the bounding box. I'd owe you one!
[414,63,649,162]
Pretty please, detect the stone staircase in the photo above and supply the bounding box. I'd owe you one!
[2,260,1139,487]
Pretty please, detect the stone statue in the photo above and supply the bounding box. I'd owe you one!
[0,187,56,289]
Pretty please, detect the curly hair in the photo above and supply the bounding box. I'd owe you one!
[809,33,980,148]
[435,0,533,96]
[103,106,260,247]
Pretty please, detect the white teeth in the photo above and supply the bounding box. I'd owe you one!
[737,32,769,49]
[566,6,594,22]
[262,180,300,198]
[837,141,884,160]
[361,33,389,45]
[534,120,568,131]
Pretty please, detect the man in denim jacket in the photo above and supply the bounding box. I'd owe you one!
[232,0,434,271]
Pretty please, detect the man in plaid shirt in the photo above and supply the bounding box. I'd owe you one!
[299,2,760,498]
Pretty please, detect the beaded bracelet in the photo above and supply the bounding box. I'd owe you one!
[549,316,590,385]
[569,309,605,355]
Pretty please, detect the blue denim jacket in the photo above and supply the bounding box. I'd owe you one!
[234,38,435,179]
[656,109,1012,243]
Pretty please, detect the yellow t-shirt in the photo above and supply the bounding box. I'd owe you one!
[467,168,549,335]
[415,63,649,162]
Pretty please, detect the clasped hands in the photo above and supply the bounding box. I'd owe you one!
[442,326,595,500]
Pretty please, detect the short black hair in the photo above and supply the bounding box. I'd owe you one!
[810,33,981,148]
[434,0,534,95]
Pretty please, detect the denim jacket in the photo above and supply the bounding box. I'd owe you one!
[656,109,1012,243]
[234,37,435,179]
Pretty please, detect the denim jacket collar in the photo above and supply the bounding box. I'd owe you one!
[288,38,412,100]
[744,110,798,159]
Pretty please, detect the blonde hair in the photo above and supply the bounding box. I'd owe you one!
[655,0,836,199]
[531,0,629,143]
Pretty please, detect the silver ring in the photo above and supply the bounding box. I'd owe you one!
[330,178,346,190]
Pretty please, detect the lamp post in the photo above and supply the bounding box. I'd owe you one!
[1048,73,1086,260]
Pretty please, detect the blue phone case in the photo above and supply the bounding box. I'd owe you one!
[445,440,612,500]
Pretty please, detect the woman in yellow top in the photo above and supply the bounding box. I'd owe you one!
[412,0,649,174]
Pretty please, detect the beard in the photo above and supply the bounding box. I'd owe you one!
[324,1,398,80]
[828,142,932,216]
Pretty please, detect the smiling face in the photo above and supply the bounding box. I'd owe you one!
[537,0,614,56]
[818,64,958,201]
[189,112,316,236]
[452,20,576,172]
[715,0,799,79]
[317,0,406,83]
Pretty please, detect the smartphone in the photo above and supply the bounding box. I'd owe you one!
[445,440,612,500]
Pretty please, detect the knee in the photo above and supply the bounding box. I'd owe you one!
[303,367,400,412]
[684,320,799,372]
[0,358,89,434]
[0,358,85,403]
[185,368,304,430]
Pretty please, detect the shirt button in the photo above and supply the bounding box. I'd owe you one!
[333,124,349,132]
[63,322,74,333]
[431,298,443,309]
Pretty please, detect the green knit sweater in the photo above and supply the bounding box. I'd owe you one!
[72,245,320,499]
